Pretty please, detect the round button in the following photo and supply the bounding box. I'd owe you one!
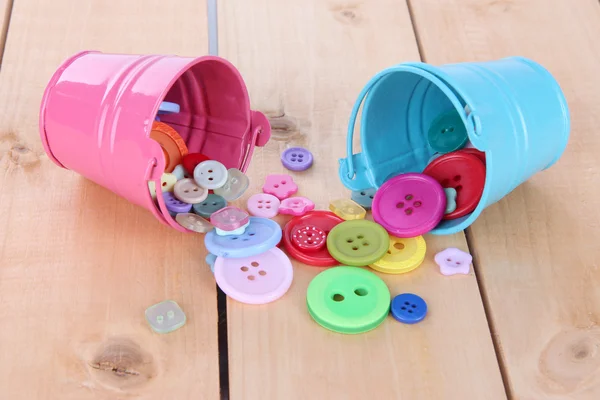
[457,148,486,164]
[214,168,250,201]
[148,172,177,199]
[192,194,227,218]
[291,225,326,252]
[279,196,315,216]
[204,217,282,258]
[390,293,427,324]
[194,160,228,190]
[427,110,468,153]
[283,211,345,267]
[372,173,445,237]
[423,152,485,220]
[214,247,293,305]
[326,220,389,267]
[210,206,250,232]
[150,121,188,173]
[370,236,426,274]
[247,193,280,218]
[306,266,390,334]
[281,147,314,171]
[175,213,214,233]
[183,153,210,175]
[163,192,192,214]
[174,178,209,204]
[351,188,377,210]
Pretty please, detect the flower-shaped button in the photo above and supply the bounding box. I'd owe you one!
[291,225,327,252]
[306,266,390,334]
[391,293,427,324]
[214,168,249,201]
[174,178,209,204]
[205,217,282,258]
[148,172,177,199]
[175,213,213,233]
[193,160,228,190]
[247,193,280,218]
[326,220,389,266]
[444,187,457,214]
[279,197,315,216]
[351,188,376,210]
[192,194,227,218]
[369,235,426,275]
[281,147,313,171]
[163,192,192,214]
[210,206,250,232]
[427,110,468,154]
[434,248,472,275]
[145,300,186,334]
[329,198,366,220]
[214,247,293,305]
[372,173,445,238]
[262,174,298,200]
[183,153,210,175]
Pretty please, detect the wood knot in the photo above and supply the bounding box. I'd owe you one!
[8,144,40,168]
[539,329,600,394]
[331,4,361,25]
[88,338,155,390]
[266,113,301,141]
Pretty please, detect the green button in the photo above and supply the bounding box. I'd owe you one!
[427,110,468,153]
[326,220,389,266]
[307,266,390,334]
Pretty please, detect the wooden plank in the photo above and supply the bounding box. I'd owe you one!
[409,0,600,398]
[0,1,220,399]
[218,1,506,399]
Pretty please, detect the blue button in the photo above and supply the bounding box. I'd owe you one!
[158,101,181,114]
[351,188,377,210]
[193,194,227,218]
[204,217,282,258]
[390,293,427,324]
[205,253,217,273]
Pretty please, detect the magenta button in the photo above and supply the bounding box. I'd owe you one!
[372,173,445,237]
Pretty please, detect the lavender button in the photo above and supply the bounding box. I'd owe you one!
[281,147,313,171]
[163,192,192,214]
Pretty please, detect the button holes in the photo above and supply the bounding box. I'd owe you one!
[387,250,392,254]
[231,237,239,240]
[291,158,297,162]
[232,178,238,184]
[248,232,256,236]
[248,275,255,281]
[208,169,213,173]
[332,294,344,302]
[456,185,463,191]
[405,194,413,200]
[456,261,461,265]
[453,175,461,182]
[202,203,208,206]
[242,238,249,241]
[357,234,364,239]
[162,182,167,187]
[266,200,271,204]
[393,242,405,250]
[292,153,297,157]
[405,208,413,215]
[446,258,452,262]
[360,191,366,195]
[193,188,198,192]
[449,127,455,132]
[307,232,313,237]
[369,195,374,199]
[281,180,287,184]
[411,304,417,308]
[414,201,422,207]
[258,205,263,209]
[354,288,368,296]
[209,177,214,181]
[258,200,263,203]
[442,179,450,186]
[307,240,313,244]
[274,184,280,188]
[298,154,304,158]
[184,175,189,178]
[212,202,217,206]
[396,202,404,208]
[184,189,189,193]
[352,246,359,251]
[346,238,354,243]
[408,309,413,313]
[241,266,249,271]
[401,306,406,310]
[251,262,259,267]
[362,242,369,246]
[266,206,271,209]
[259,270,266,276]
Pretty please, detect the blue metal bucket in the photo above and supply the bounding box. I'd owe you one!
[339,57,570,235]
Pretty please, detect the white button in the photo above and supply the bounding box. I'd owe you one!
[174,178,209,204]
[193,160,228,190]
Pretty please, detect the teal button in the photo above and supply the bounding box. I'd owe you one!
[427,111,468,153]
[192,194,227,218]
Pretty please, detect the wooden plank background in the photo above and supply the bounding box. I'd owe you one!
[0,0,599,399]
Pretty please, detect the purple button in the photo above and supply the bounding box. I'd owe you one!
[163,192,192,214]
[281,147,313,171]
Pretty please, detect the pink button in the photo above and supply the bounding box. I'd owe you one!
[262,174,298,200]
[210,206,250,231]
[213,247,294,304]
[247,193,280,218]
[372,173,445,237]
[434,248,472,276]
[279,196,315,216]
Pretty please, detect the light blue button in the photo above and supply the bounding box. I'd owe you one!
[172,164,188,181]
[158,101,181,114]
[205,253,217,273]
[351,188,377,210]
[204,217,282,258]
[145,300,186,333]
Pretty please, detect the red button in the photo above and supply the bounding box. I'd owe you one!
[457,148,486,164]
[423,152,485,220]
[183,153,210,175]
[292,225,326,252]
[283,211,344,267]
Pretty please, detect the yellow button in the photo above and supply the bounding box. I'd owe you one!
[148,173,177,199]
[369,235,426,274]
[329,199,366,220]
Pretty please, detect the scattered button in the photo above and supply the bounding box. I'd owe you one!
[370,235,426,275]
[390,293,427,324]
[214,247,293,304]
[444,187,457,214]
[174,178,209,204]
[210,206,250,232]
[150,121,188,173]
[281,147,313,171]
[148,172,177,199]
[145,300,186,333]
[183,153,210,175]
[291,225,327,252]
[306,266,390,334]
[329,198,366,220]
[427,110,468,153]
[192,194,227,218]
[204,217,282,258]
[216,222,250,237]
[175,213,213,233]
[263,174,298,200]
[158,101,181,114]
[351,188,376,210]
[213,168,249,201]
[434,248,472,276]
[423,152,485,220]
[163,192,192,214]
[206,253,217,273]
[372,173,445,238]
[171,164,190,181]
[247,193,280,218]
[326,220,389,266]
[194,160,229,190]
[283,211,345,267]
[279,196,315,216]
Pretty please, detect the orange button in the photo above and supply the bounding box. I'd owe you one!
[150,122,188,172]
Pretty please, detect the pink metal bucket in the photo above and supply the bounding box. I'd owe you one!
[40,51,270,232]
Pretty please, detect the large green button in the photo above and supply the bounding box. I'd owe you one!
[427,110,468,153]
[326,220,389,266]
[307,266,390,334]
